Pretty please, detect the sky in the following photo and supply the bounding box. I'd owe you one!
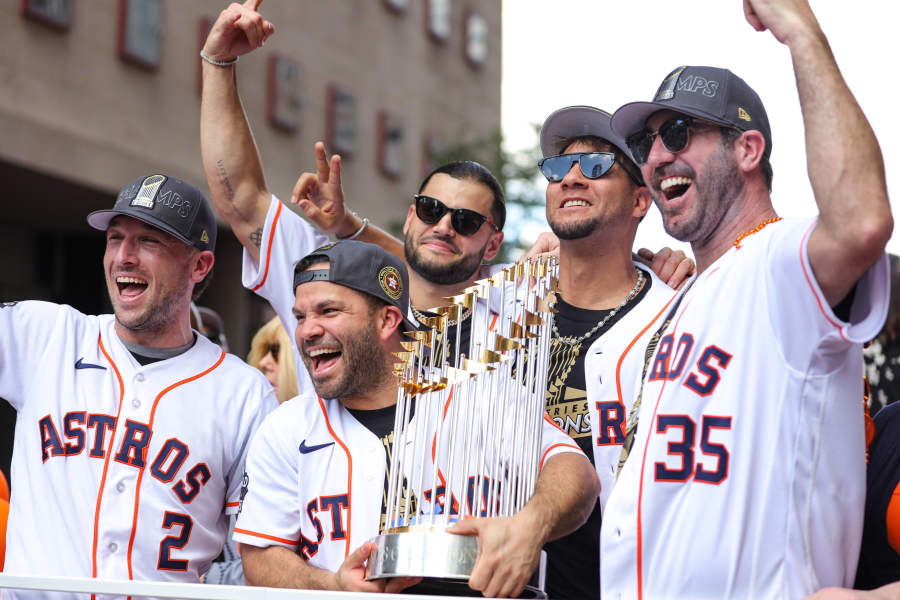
[501,1,900,256]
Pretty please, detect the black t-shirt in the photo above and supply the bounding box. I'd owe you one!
[542,270,651,600]
[415,309,473,366]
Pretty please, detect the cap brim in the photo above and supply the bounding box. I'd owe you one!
[610,100,736,139]
[540,105,631,160]
[86,209,195,247]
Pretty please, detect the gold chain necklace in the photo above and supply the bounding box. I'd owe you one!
[552,269,644,346]
[734,216,782,249]
[411,306,472,327]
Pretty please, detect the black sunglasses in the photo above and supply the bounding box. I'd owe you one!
[266,342,280,361]
[413,194,499,237]
[626,116,723,165]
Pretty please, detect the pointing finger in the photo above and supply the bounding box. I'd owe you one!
[245,0,264,12]
[330,154,342,187]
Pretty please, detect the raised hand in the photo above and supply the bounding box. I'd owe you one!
[290,142,349,235]
[203,0,275,62]
[743,0,821,45]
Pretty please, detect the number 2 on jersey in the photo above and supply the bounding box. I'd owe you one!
[158,511,193,571]
[654,414,732,484]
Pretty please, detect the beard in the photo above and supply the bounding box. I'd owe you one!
[109,269,192,336]
[303,320,391,399]
[404,234,486,285]
[547,214,600,240]
[652,144,745,243]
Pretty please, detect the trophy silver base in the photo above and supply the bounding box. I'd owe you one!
[366,529,546,598]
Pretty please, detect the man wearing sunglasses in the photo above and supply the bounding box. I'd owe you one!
[599,1,893,598]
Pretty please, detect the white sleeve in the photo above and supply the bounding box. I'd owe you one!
[224,375,278,515]
[766,218,889,371]
[241,194,330,338]
[538,414,585,470]
[233,404,303,549]
[0,301,70,411]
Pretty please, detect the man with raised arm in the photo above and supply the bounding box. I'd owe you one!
[600,0,893,597]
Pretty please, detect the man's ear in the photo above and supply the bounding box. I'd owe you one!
[633,186,652,219]
[402,204,416,236]
[191,250,215,283]
[735,130,766,174]
[377,305,405,341]
[482,230,504,262]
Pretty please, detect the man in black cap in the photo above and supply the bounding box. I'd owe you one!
[601,1,893,598]
[0,174,277,597]
[232,240,599,597]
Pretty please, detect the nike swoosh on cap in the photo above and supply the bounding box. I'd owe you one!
[75,357,106,371]
[299,440,335,454]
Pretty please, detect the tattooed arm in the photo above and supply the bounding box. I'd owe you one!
[199,1,275,263]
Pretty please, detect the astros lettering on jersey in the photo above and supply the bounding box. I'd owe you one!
[0,301,276,597]
[601,218,889,599]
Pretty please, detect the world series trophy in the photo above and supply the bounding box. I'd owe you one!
[366,255,559,597]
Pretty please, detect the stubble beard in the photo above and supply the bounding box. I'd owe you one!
[548,214,600,240]
[110,270,192,336]
[307,321,391,400]
[654,145,745,244]
[404,234,485,286]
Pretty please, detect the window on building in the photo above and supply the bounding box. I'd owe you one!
[327,85,357,157]
[22,0,72,31]
[267,54,303,133]
[377,112,405,179]
[426,0,451,44]
[118,0,162,70]
[383,0,409,14]
[464,10,488,68]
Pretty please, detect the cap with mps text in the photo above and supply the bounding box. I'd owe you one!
[293,240,416,332]
[87,174,217,252]
[540,105,635,165]
[611,66,772,158]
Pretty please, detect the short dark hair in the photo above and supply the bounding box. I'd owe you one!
[721,128,773,191]
[555,135,644,188]
[418,161,506,230]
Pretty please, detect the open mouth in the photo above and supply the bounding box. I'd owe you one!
[660,176,693,201]
[307,347,342,375]
[116,276,148,298]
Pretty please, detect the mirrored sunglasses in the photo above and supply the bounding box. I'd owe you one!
[538,152,618,183]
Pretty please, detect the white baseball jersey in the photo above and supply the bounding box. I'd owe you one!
[601,218,889,599]
[0,301,277,599]
[586,265,677,511]
[233,390,583,571]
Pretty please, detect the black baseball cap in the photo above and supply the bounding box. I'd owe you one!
[611,66,772,158]
[293,240,416,332]
[540,105,637,166]
[87,174,217,252]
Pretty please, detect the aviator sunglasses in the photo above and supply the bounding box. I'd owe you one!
[414,194,500,236]
[539,152,642,186]
[626,116,721,165]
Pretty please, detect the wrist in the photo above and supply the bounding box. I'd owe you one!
[336,212,368,240]
[200,49,239,67]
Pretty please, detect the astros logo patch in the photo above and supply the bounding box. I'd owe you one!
[379,266,403,299]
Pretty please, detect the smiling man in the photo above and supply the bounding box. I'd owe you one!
[233,240,599,597]
[600,0,893,598]
[0,174,276,598]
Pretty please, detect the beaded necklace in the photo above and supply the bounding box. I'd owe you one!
[734,216,782,248]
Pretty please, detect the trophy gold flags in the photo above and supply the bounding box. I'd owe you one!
[366,256,559,597]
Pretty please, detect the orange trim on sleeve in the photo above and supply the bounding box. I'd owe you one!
[539,443,581,470]
[318,397,353,558]
[125,350,227,581]
[92,334,125,599]
[233,527,298,546]
[250,200,283,292]
[225,502,239,508]
[798,220,849,341]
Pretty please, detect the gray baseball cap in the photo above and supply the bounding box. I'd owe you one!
[540,105,636,165]
[87,174,217,252]
[293,240,416,332]
[611,65,772,158]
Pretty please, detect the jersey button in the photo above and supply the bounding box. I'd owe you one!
[108,542,118,553]
[116,481,126,493]
[135,373,145,382]
[132,398,141,408]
